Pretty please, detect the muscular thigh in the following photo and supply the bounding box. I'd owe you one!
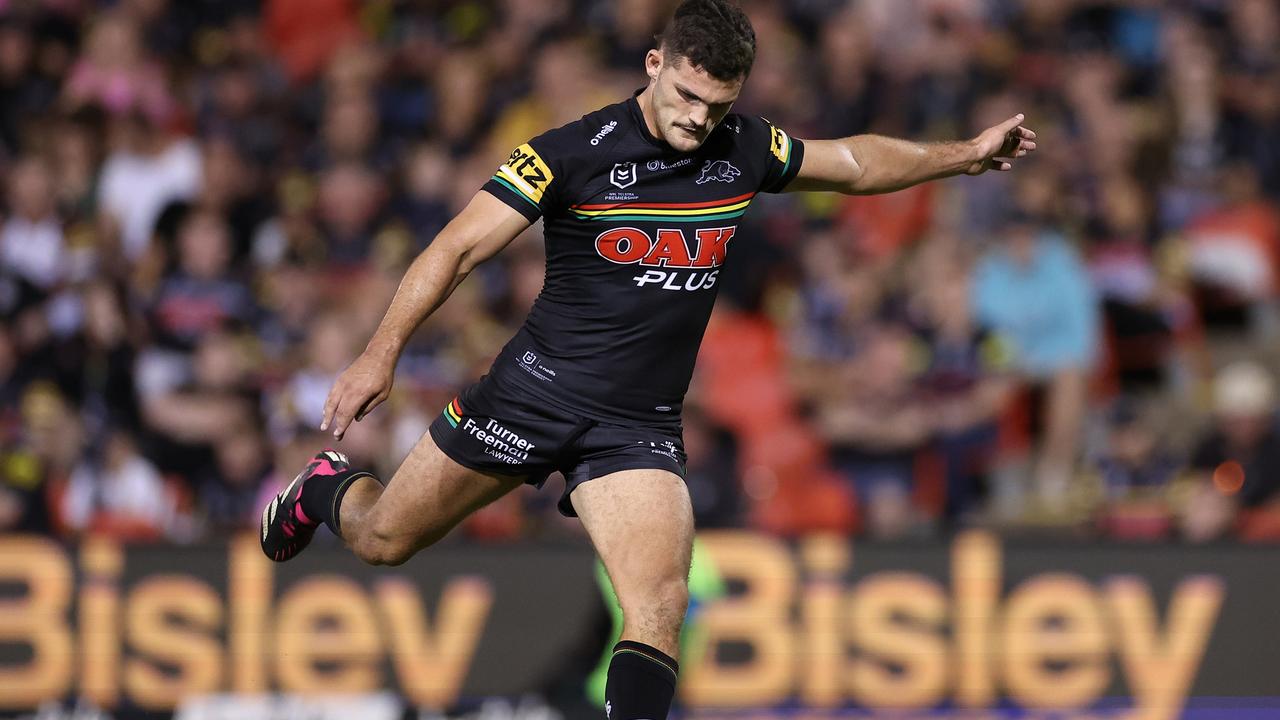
[363,431,524,551]
[572,469,694,609]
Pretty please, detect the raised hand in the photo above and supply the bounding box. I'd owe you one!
[320,350,396,440]
[966,113,1037,175]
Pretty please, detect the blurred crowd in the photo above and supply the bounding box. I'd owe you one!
[2,0,1279,545]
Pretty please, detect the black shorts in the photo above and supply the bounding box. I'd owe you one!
[427,373,686,516]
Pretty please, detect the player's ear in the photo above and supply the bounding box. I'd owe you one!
[645,48,662,82]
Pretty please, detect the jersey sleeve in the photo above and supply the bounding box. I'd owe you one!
[482,131,569,221]
[738,115,805,194]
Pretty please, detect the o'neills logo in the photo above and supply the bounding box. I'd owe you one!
[590,121,618,146]
[595,226,735,291]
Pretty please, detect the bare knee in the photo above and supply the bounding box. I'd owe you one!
[350,522,439,566]
[352,533,413,566]
[621,576,689,644]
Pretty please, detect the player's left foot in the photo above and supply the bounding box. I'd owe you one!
[260,449,362,562]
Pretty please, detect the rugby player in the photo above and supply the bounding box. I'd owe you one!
[261,1,1036,716]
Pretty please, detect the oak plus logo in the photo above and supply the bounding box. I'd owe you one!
[610,162,638,189]
[595,225,736,291]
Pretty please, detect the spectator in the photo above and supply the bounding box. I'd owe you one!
[1183,164,1280,335]
[60,430,179,541]
[0,448,51,535]
[1088,398,1181,541]
[62,10,173,124]
[816,325,930,539]
[394,142,453,242]
[973,212,1099,504]
[271,311,356,434]
[97,110,202,260]
[433,48,492,153]
[1221,0,1280,196]
[0,17,50,156]
[1,379,72,536]
[1183,362,1280,542]
[315,162,387,266]
[787,235,887,401]
[306,90,393,173]
[198,424,272,534]
[139,329,259,480]
[1085,175,1187,391]
[910,260,1015,523]
[1,157,65,292]
[196,137,272,262]
[197,59,286,168]
[48,281,140,445]
[48,111,104,223]
[1158,15,1223,232]
[148,209,255,352]
[0,328,53,535]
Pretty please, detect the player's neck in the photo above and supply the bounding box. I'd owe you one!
[635,85,666,145]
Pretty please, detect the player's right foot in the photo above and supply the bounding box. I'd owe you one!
[260,449,354,562]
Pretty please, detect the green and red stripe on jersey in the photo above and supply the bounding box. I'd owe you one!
[568,191,756,223]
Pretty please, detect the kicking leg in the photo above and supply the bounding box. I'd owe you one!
[261,433,521,565]
[572,469,693,720]
[340,432,522,565]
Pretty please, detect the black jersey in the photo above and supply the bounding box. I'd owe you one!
[480,91,804,424]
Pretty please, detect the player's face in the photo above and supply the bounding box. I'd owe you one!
[646,49,743,152]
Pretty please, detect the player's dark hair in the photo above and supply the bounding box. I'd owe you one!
[657,0,756,81]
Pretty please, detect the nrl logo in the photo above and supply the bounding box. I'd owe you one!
[697,159,740,185]
[610,162,638,189]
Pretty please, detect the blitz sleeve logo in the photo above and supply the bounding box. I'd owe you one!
[497,143,555,204]
[768,123,792,165]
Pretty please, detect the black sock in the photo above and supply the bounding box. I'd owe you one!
[298,468,377,537]
[605,641,678,720]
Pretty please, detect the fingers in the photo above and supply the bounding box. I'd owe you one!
[992,158,1013,171]
[330,386,389,439]
[331,398,361,441]
[1003,134,1036,157]
[353,391,388,422]
[320,385,340,432]
[325,393,350,439]
[320,381,362,440]
[993,113,1026,136]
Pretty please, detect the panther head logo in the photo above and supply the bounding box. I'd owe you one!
[696,159,741,185]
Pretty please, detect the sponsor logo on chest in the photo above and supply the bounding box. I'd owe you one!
[647,157,694,172]
[594,226,736,291]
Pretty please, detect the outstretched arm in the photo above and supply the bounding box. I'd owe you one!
[320,191,532,439]
[785,114,1037,195]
